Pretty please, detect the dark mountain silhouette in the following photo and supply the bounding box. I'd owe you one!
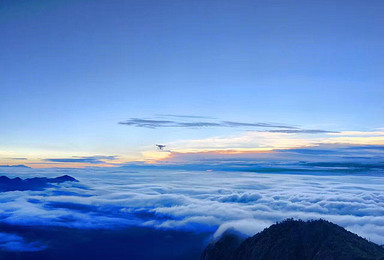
[201,219,384,260]
[0,175,78,192]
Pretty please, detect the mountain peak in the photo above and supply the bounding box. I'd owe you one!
[51,175,78,183]
[202,219,384,260]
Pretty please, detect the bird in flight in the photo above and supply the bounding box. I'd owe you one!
[156,144,166,151]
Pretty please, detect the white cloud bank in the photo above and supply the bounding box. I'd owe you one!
[1,167,384,245]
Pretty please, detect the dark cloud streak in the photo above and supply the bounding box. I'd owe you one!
[119,118,297,130]
[156,114,216,119]
[44,156,118,164]
[268,129,338,134]
[118,117,336,134]
[222,121,297,129]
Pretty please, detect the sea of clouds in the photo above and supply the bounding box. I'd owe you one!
[1,166,384,251]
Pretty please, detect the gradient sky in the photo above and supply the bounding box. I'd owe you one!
[1,0,383,167]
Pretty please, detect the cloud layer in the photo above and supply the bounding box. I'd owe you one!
[1,165,384,247]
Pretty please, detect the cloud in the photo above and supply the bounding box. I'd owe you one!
[162,131,323,153]
[118,118,300,130]
[154,144,384,173]
[156,114,216,119]
[217,193,262,203]
[213,219,273,239]
[268,129,338,134]
[118,115,340,137]
[1,165,384,246]
[0,232,46,252]
[0,165,30,168]
[148,129,384,158]
[221,121,297,129]
[44,156,118,164]
[276,144,384,163]
[325,131,384,145]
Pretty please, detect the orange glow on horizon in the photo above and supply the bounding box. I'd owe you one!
[2,128,384,168]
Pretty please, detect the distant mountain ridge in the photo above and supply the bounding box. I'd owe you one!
[202,219,384,260]
[0,164,30,168]
[0,175,78,192]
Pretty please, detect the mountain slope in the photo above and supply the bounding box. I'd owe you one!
[202,219,384,260]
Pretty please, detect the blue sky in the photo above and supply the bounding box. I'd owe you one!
[1,0,383,167]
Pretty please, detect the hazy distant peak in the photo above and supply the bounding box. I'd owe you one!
[0,165,30,168]
[0,175,78,192]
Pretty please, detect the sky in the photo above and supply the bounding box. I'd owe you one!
[1,0,384,167]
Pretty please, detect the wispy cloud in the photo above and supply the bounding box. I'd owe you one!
[44,156,118,164]
[151,129,384,157]
[156,143,384,168]
[222,121,296,129]
[118,117,312,131]
[268,129,337,134]
[0,165,30,168]
[156,114,216,119]
[118,115,338,135]
[325,130,384,145]
[163,131,322,153]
